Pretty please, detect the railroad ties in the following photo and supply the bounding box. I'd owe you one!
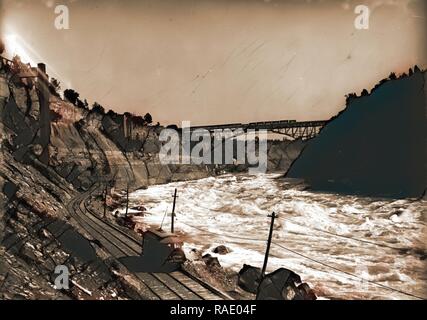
[66,185,230,300]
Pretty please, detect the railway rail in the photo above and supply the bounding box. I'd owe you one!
[66,184,232,300]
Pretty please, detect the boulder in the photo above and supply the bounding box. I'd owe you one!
[212,245,231,255]
[238,264,262,294]
[202,254,222,269]
[256,268,316,300]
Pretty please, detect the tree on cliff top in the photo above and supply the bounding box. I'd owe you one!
[92,102,105,115]
[64,89,80,105]
[144,113,153,124]
[64,88,88,110]
[131,115,145,126]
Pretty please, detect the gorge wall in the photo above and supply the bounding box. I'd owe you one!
[1,66,302,195]
[287,69,427,199]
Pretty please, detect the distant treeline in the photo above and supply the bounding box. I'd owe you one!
[345,65,423,103]
[62,88,154,127]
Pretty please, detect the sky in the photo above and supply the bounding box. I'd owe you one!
[1,0,426,125]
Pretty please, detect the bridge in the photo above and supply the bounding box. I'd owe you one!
[182,120,329,140]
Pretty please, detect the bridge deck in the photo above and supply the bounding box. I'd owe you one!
[182,120,328,131]
[178,120,329,140]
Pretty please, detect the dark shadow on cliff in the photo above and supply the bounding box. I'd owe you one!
[118,232,183,273]
[286,68,427,199]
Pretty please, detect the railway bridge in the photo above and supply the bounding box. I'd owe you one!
[182,120,329,140]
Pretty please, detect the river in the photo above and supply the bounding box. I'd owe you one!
[126,173,427,300]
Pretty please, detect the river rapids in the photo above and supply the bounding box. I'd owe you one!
[127,173,426,300]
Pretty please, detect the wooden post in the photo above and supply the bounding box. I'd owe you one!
[261,212,277,278]
[171,188,177,233]
[103,183,108,218]
[125,182,129,218]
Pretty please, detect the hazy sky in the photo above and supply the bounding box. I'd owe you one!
[1,0,426,125]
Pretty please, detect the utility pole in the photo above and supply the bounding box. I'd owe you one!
[261,212,277,278]
[171,188,177,233]
[125,182,129,218]
[103,182,108,219]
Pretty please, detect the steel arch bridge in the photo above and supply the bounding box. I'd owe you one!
[182,120,328,140]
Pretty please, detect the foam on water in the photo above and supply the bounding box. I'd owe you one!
[128,173,427,300]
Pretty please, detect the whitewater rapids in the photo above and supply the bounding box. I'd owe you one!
[127,173,427,300]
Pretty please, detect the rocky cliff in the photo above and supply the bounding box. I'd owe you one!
[0,59,163,299]
[267,139,306,172]
[0,58,216,299]
[287,68,427,198]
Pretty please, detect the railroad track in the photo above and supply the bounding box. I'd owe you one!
[66,185,231,300]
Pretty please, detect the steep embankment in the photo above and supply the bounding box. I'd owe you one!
[287,69,427,198]
[48,101,214,190]
[0,65,154,299]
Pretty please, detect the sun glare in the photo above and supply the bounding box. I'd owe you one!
[3,31,68,87]
[4,34,36,66]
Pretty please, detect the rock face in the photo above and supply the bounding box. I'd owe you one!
[287,70,427,198]
[0,76,10,106]
[267,139,306,172]
[0,151,142,300]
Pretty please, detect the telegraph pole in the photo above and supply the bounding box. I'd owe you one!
[103,182,108,218]
[171,188,177,233]
[125,182,129,218]
[261,212,277,278]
